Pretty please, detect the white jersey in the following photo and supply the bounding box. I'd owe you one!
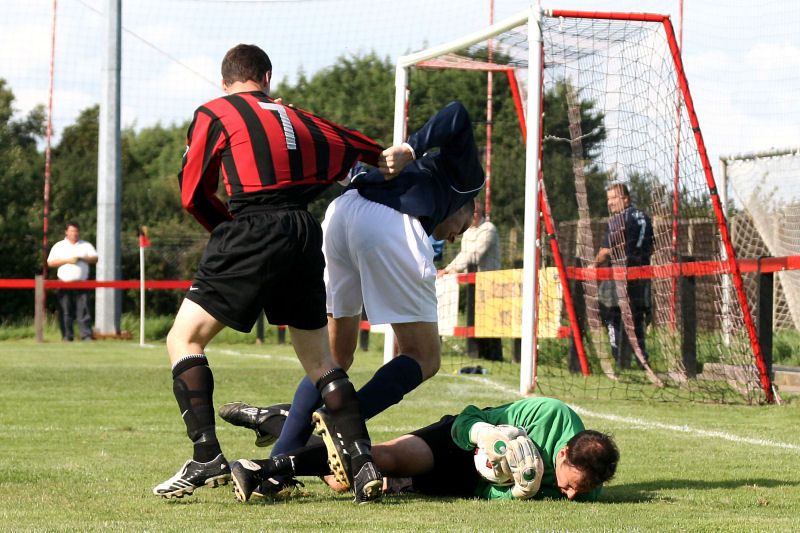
[47,238,97,282]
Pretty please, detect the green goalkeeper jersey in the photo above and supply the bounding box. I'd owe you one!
[451,397,602,501]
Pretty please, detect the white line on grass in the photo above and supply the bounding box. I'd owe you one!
[135,343,299,362]
[567,405,800,451]
[470,376,800,452]
[205,347,301,364]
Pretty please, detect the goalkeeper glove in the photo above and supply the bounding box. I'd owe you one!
[471,423,528,469]
[506,435,544,500]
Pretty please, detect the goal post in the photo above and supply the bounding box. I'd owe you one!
[392,6,776,404]
[391,6,543,396]
[543,9,772,403]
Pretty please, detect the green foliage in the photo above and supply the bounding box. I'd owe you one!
[49,105,100,235]
[773,330,800,366]
[118,121,204,315]
[541,80,609,224]
[121,122,190,228]
[275,52,395,144]
[0,79,47,323]
[46,100,199,316]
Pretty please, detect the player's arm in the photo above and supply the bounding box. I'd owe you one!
[451,403,526,458]
[178,109,232,232]
[405,101,485,191]
[470,422,527,468]
[451,403,508,450]
[377,143,415,179]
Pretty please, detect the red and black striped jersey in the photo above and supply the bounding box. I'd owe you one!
[179,90,383,231]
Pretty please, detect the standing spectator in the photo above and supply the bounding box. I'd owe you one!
[152,43,401,503]
[438,201,503,360]
[594,183,653,366]
[47,222,97,341]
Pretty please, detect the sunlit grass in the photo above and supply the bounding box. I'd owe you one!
[1,338,799,531]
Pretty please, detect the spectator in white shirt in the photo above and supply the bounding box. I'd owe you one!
[438,202,503,360]
[47,222,98,341]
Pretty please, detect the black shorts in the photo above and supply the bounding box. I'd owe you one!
[408,415,480,497]
[186,207,327,332]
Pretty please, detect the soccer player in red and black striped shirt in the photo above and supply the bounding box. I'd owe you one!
[154,44,401,503]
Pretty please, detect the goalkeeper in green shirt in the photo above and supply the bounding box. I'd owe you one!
[222,396,618,502]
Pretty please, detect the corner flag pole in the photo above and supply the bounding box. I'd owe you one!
[138,226,150,345]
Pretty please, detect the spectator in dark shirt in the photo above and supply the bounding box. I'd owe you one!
[594,183,653,366]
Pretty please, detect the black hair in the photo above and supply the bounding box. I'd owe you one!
[565,430,619,489]
[606,182,630,198]
[221,44,272,85]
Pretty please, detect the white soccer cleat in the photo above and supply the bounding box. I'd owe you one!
[153,454,230,499]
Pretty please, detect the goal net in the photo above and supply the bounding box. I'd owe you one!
[395,7,775,403]
[721,149,800,335]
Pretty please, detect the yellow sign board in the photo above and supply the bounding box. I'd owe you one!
[474,267,563,338]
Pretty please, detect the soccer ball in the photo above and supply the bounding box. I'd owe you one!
[473,446,513,486]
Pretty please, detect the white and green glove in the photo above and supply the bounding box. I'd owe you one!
[506,435,544,499]
[471,423,528,474]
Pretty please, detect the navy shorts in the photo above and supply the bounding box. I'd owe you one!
[408,415,480,497]
[186,207,327,332]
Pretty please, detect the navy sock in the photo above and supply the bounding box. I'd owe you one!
[270,376,321,457]
[357,355,423,419]
[271,356,423,458]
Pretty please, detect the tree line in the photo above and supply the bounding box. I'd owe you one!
[0,50,611,323]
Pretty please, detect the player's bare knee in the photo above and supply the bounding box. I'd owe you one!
[423,355,441,379]
[165,327,181,356]
[406,351,440,380]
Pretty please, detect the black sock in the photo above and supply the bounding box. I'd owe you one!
[316,368,372,472]
[172,354,221,462]
[251,454,296,479]
[288,445,330,476]
[251,445,329,478]
[193,437,221,463]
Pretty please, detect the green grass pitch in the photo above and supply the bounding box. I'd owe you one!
[1,338,799,532]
